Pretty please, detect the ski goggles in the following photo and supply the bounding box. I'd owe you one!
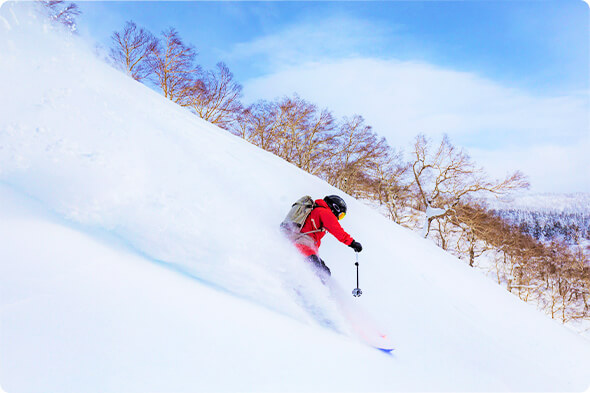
[337,211,346,221]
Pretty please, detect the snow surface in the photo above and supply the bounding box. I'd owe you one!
[1,3,590,392]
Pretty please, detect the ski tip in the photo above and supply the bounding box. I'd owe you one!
[375,333,394,354]
[376,347,394,354]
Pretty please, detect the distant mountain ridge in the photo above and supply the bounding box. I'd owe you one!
[488,193,590,245]
[488,192,590,214]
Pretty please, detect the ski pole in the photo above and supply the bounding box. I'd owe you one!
[352,252,362,297]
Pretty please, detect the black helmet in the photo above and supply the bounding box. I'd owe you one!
[324,195,347,219]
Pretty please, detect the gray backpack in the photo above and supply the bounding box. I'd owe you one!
[280,196,320,239]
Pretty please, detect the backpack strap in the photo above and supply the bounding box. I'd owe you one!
[301,228,324,235]
[300,210,326,235]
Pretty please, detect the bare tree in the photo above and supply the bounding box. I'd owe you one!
[451,203,497,266]
[282,96,338,174]
[234,100,284,153]
[371,149,412,225]
[187,62,243,129]
[110,21,158,82]
[148,28,200,105]
[325,116,389,196]
[234,95,342,176]
[38,0,81,32]
[256,95,338,174]
[412,134,529,238]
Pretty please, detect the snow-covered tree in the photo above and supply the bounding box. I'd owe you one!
[38,0,80,33]
[411,134,529,238]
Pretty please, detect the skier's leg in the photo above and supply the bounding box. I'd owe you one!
[306,254,331,282]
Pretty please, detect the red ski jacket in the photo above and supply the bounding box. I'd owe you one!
[295,199,354,257]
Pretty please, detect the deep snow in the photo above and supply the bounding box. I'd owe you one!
[1,3,589,392]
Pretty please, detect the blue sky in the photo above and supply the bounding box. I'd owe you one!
[79,1,588,94]
[76,1,589,193]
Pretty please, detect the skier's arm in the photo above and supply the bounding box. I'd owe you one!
[321,209,354,245]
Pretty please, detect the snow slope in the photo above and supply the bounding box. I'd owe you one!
[1,3,589,392]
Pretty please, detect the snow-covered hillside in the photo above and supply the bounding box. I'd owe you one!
[489,192,590,214]
[1,3,589,392]
[489,192,590,247]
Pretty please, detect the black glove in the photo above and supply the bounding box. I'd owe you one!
[349,240,363,253]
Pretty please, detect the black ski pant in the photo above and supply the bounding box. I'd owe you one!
[306,254,331,278]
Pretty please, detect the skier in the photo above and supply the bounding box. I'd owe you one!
[291,195,363,279]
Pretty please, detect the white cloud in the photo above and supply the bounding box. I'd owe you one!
[240,58,589,193]
[470,136,590,193]
[225,16,392,72]
[243,58,587,142]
